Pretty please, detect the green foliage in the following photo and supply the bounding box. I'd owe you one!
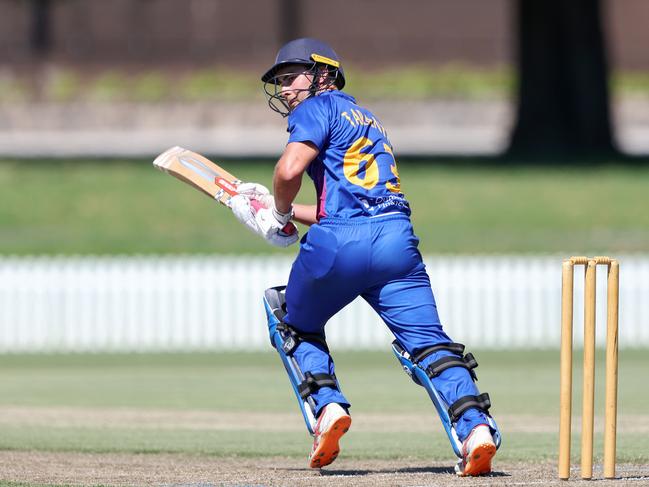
[2,66,649,103]
[87,71,130,102]
[179,69,226,101]
[0,73,29,103]
[131,72,171,103]
[612,70,649,96]
[179,68,261,102]
[348,64,514,100]
[43,69,81,103]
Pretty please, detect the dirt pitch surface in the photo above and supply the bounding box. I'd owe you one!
[2,451,649,487]
[1,408,648,486]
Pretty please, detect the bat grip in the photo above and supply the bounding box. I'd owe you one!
[250,199,297,236]
[280,222,298,236]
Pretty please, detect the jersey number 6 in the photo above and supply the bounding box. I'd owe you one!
[343,136,401,193]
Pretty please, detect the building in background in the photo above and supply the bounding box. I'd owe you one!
[1,0,647,69]
[0,0,647,157]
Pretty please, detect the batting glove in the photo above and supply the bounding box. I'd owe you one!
[236,182,274,209]
[254,204,295,238]
[230,194,299,247]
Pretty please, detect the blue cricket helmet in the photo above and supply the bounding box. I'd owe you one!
[261,37,345,89]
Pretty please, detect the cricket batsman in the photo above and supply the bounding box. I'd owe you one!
[230,38,502,476]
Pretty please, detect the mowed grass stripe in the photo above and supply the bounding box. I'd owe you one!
[1,160,649,254]
[0,350,646,414]
[0,425,647,463]
[0,351,647,463]
[1,407,648,435]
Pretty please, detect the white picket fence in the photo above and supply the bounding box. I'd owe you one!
[1,255,648,352]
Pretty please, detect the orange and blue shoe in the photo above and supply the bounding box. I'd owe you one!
[454,424,497,476]
[308,403,351,468]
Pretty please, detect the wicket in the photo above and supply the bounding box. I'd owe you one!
[559,256,619,480]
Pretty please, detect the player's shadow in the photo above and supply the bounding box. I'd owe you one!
[319,466,454,476]
[284,466,510,477]
[616,475,649,481]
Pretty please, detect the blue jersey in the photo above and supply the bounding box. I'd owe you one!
[282,92,491,443]
[287,90,410,220]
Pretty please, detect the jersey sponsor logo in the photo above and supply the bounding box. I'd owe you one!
[310,53,340,67]
[360,194,410,212]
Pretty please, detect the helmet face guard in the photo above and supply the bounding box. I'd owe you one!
[261,38,345,117]
[262,63,341,117]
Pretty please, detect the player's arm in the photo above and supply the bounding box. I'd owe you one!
[292,204,318,226]
[233,141,317,243]
[273,141,319,215]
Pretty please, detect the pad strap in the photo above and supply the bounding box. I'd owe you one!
[412,342,466,363]
[298,372,338,400]
[425,353,478,381]
[276,322,329,355]
[448,393,492,423]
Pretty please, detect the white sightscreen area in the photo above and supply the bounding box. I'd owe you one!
[0,255,647,352]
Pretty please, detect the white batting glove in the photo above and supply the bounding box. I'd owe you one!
[266,228,300,247]
[254,204,292,237]
[229,194,260,234]
[236,182,274,209]
[238,181,299,245]
[230,194,299,247]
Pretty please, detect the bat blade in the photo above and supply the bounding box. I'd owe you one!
[153,146,298,237]
[153,146,239,206]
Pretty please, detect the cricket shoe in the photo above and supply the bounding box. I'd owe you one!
[454,424,496,476]
[308,403,351,468]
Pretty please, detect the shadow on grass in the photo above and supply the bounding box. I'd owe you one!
[282,465,510,477]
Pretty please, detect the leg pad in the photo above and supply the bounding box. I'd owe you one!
[448,393,492,423]
[263,286,339,436]
[392,340,501,457]
[426,353,478,381]
[298,372,338,400]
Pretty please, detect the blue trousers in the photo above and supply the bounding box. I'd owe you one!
[284,214,489,441]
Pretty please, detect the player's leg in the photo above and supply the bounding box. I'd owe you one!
[362,216,501,475]
[264,284,352,426]
[264,285,351,468]
[264,223,369,467]
[364,272,500,475]
[264,286,337,433]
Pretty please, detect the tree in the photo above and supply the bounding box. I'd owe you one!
[508,0,618,159]
[279,0,301,45]
[29,0,52,57]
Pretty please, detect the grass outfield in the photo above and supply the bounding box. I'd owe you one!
[1,160,649,255]
[0,350,647,464]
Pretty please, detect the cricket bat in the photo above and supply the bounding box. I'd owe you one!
[153,146,297,235]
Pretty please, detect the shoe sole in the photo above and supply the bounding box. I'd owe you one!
[461,442,496,476]
[309,414,352,469]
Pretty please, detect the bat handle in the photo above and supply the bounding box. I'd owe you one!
[280,222,298,236]
[250,199,297,236]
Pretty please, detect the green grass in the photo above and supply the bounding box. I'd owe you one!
[0,350,647,462]
[1,160,649,255]
[0,350,646,414]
